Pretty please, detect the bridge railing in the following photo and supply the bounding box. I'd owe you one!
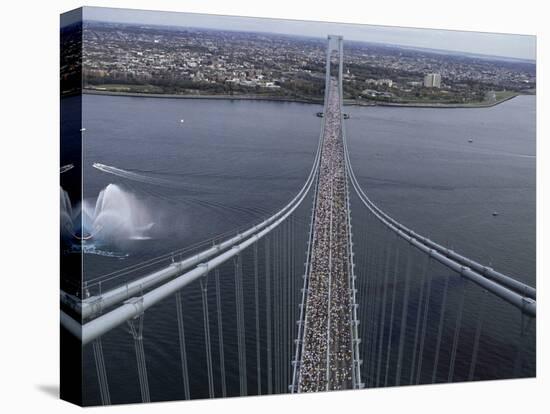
[336,36,364,390]
[290,35,337,392]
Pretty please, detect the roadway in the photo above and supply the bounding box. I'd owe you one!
[298,77,353,392]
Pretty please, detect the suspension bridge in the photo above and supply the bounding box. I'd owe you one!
[60,35,536,405]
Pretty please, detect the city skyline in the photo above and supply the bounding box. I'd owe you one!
[73,21,534,106]
[61,6,536,61]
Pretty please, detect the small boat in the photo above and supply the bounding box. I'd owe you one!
[60,164,74,174]
[468,139,473,143]
[492,211,499,216]
[180,119,185,123]
[316,112,324,118]
[73,232,93,241]
[343,113,350,119]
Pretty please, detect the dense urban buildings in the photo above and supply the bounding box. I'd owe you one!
[67,21,536,105]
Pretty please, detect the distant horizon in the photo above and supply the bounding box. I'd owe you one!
[82,19,535,64]
[61,6,536,61]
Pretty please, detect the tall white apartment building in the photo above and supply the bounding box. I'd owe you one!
[424,73,442,88]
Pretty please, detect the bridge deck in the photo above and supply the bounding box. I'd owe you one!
[298,78,353,392]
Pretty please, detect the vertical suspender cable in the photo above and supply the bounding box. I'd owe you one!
[253,242,262,394]
[214,268,227,397]
[274,228,280,393]
[365,250,377,386]
[265,236,273,394]
[468,290,486,381]
[282,219,288,389]
[369,252,383,387]
[432,275,450,383]
[361,231,373,384]
[200,275,215,398]
[175,292,191,399]
[416,259,433,385]
[128,313,150,403]
[234,254,247,396]
[289,216,295,391]
[409,255,429,384]
[448,278,466,382]
[514,310,534,377]
[92,338,111,405]
[280,225,284,391]
[288,218,293,390]
[375,243,391,387]
[359,231,370,378]
[395,248,412,385]
[384,245,400,386]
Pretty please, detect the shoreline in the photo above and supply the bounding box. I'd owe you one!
[82,88,524,108]
[368,94,519,108]
[82,89,323,105]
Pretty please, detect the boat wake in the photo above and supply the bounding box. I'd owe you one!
[93,163,193,189]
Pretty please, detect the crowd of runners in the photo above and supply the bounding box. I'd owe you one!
[298,78,353,392]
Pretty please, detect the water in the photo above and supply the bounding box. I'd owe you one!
[346,96,535,388]
[81,95,321,279]
[71,94,535,405]
[346,96,535,286]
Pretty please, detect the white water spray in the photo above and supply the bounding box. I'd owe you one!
[61,184,154,253]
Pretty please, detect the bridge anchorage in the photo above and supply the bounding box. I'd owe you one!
[61,35,535,405]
